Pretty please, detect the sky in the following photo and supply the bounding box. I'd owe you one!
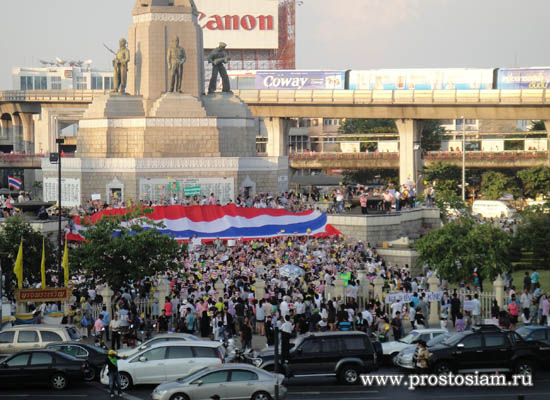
[0,0,549,89]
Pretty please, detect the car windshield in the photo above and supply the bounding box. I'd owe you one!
[177,367,209,383]
[66,327,80,341]
[441,332,468,346]
[399,331,420,344]
[427,333,452,347]
[88,344,108,354]
[515,327,532,339]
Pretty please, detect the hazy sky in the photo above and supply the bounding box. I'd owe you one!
[1,0,549,89]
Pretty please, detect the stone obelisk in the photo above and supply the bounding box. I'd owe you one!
[127,0,205,113]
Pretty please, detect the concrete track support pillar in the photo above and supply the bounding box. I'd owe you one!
[265,117,290,157]
[396,119,424,190]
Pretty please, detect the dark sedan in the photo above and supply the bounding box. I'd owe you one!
[46,342,108,381]
[516,326,550,367]
[0,350,88,390]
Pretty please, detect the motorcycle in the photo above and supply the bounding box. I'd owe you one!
[226,348,262,367]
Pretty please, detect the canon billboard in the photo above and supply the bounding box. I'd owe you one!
[195,0,279,49]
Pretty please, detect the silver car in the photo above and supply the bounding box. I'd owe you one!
[152,364,287,400]
[117,333,201,357]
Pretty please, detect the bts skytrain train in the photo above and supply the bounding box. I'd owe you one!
[224,67,550,91]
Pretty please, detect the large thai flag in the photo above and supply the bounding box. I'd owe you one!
[68,205,340,242]
[8,176,23,190]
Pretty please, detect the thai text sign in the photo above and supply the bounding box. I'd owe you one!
[385,291,443,304]
[16,288,70,302]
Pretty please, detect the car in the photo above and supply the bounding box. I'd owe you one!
[256,331,378,385]
[100,341,225,390]
[428,325,540,376]
[0,349,88,390]
[117,333,201,358]
[393,332,453,370]
[45,341,108,381]
[152,364,287,400]
[0,324,80,355]
[381,328,448,362]
[472,200,516,219]
[516,326,550,367]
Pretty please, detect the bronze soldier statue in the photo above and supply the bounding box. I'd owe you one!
[207,42,231,95]
[167,37,187,93]
[112,39,130,94]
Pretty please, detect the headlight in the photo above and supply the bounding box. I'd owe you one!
[153,389,168,396]
[253,358,262,367]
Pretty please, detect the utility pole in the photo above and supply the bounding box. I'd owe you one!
[56,138,64,286]
[461,117,466,201]
[273,325,280,400]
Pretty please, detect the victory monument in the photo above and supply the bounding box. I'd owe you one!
[42,0,288,204]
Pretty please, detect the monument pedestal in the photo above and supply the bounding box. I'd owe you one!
[151,92,206,117]
[82,94,145,118]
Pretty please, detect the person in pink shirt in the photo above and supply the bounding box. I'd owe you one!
[94,315,103,338]
[164,297,173,330]
[209,193,216,205]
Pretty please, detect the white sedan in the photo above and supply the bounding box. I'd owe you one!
[101,341,224,390]
[381,328,448,361]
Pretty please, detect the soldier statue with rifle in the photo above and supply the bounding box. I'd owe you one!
[207,42,231,95]
[104,39,130,94]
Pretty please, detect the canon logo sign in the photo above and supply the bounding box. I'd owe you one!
[198,13,275,31]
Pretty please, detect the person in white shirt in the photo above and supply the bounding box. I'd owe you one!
[279,297,290,318]
[472,294,481,326]
[390,300,402,318]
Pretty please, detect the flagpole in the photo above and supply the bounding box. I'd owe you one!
[56,138,64,286]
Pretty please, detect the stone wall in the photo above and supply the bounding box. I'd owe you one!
[327,208,441,246]
[41,156,289,203]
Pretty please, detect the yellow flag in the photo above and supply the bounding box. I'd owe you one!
[62,237,69,287]
[13,239,23,289]
[40,237,46,289]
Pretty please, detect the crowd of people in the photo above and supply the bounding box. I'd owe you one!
[60,234,548,354]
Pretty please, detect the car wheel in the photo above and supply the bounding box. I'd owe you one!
[50,373,68,390]
[119,372,133,391]
[251,391,272,400]
[84,367,96,381]
[338,364,360,385]
[170,394,190,400]
[515,359,534,377]
[434,361,452,375]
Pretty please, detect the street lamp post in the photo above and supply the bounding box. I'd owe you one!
[461,117,466,201]
[56,138,64,285]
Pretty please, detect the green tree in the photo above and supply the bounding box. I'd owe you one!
[423,162,462,194]
[481,171,511,200]
[416,217,512,284]
[517,166,550,199]
[421,120,445,152]
[339,118,397,134]
[431,190,470,224]
[513,205,550,267]
[0,216,57,296]
[71,208,184,290]
[529,120,546,131]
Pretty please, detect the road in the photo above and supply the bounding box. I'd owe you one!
[1,369,549,400]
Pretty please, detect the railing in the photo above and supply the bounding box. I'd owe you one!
[0,90,105,103]
[426,150,549,161]
[290,152,400,160]
[0,153,45,163]
[2,89,548,105]
[235,89,550,105]
[91,298,158,321]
